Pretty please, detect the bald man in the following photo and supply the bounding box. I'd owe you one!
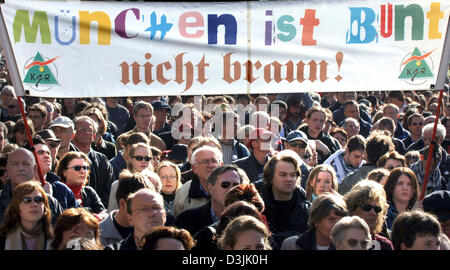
[0,148,63,224]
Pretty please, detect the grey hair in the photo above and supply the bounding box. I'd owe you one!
[190,145,223,165]
[73,115,99,134]
[422,123,446,139]
[331,216,371,247]
[343,117,360,128]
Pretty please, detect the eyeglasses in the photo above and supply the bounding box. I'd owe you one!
[360,204,382,213]
[21,196,45,204]
[411,122,423,126]
[346,238,371,249]
[132,206,163,215]
[289,141,306,148]
[8,105,17,109]
[67,165,90,172]
[76,128,94,134]
[160,175,177,181]
[197,158,220,166]
[132,156,151,162]
[0,169,5,177]
[220,181,240,189]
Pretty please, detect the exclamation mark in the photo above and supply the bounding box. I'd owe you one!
[335,51,343,82]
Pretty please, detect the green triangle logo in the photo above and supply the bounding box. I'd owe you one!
[399,47,433,81]
[23,52,58,87]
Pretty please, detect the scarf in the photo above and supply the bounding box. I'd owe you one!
[68,184,84,206]
[410,161,442,193]
[5,222,46,250]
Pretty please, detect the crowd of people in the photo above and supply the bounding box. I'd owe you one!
[0,54,448,250]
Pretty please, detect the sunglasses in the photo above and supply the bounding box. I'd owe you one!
[0,169,5,177]
[346,238,370,249]
[48,142,60,148]
[68,165,90,172]
[132,156,151,162]
[21,196,45,204]
[360,204,382,213]
[411,122,423,126]
[289,141,306,148]
[8,105,17,109]
[220,181,240,189]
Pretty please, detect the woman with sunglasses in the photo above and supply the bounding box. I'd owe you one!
[0,181,53,250]
[55,152,106,217]
[155,161,183,215]
[305,164,339,202]
[344,180,393,250]
[383,167,421,230]
[128,142,154,173]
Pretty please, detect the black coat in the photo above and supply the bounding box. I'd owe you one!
[86,148,115,208]
[296,228,335,250]
[81,186,106,214]
[233,153,266,183]
[174,200,213,236]
[254,180,311,248]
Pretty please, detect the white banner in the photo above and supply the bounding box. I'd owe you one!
[0,0,449,97]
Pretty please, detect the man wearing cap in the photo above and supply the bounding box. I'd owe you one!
[423,190,450,239]
[167,144,188,165]
[49,116,77,160]
[37,129,60,172]
[233,128,273,183]
[283,130,312,188]
[151,100,172,136]
[324,135,366,184]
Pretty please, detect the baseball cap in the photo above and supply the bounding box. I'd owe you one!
[151,100,171,112]
[49,116,75,130]
[37,129,61,143]
[286,130,308,144]
[423,190,450,222]
[167,144,188,161]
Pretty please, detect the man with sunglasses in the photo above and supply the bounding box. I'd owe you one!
[403,113,424,149]
[174,165,248,236]
[0,148,63,225]
[283,130,311,188]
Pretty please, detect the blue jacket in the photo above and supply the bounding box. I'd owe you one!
[110,151,126,181]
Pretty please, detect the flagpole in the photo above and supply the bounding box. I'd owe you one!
[0,5,45,186]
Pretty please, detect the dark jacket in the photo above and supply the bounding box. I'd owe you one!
[299,125,341,164]
[394,122,410,140]
[45,172,78,210]
[92,139,117,161]
[332,105,373,125]
[296,228,335,250]
[81,185,106,214]
[233,153,267,183]
[406,138,425,152]
[104,232,137,250]
[254,180,311,248]
[0,181,63,225]
[110,150,126,181]
[393,138,406,155]
[174,200,213,236]
[85,148,116,208]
